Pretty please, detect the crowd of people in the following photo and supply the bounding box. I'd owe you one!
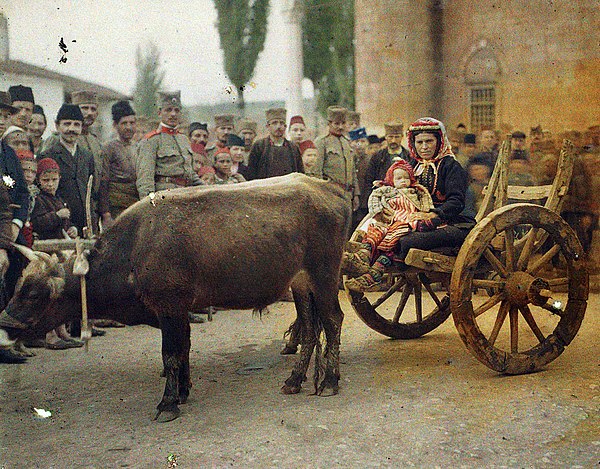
[0,82,598,362]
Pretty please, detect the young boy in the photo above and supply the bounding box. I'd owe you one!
[299,140,318,173]
[344,160,439,291]
[227,133,249,179]
[31,158,77,240]
[213,148,245,184]
[16,150,38,247]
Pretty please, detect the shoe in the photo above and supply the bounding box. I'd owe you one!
[188,312,205,324]
[91,327,106,337]
[23,339,46,348]
[344,240,366,253]
[46,339,74,350]
[341,249,371,276]
[345,265,385,293]
[0,348,28,363]
[64,338,85,347]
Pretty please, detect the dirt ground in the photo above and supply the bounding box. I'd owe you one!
[0,292,598,468]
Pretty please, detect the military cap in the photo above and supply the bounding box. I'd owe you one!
[347,111,361,125]
[214,114,235,127]
[0,91,17,113]
[464,133,477,144]
[326,106,347,122]
[348,127,368,141]
[71,90,98,105]
[189,122,208,135]
[237,118,257,133]
[227,134,245,148]
[384,121,404,136]
[111,100,135,123]
[8,85,35,104]
[158,91,181,108]
[511,130,526,139]
[56,103,84,122]
[265,107,286,123]
[367,134,383,144]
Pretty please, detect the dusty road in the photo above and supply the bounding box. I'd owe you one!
[1,292,598,468]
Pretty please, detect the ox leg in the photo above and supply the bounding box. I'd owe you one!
[178,320,192,404]
[282,290,317,395]
[316,299,344,396]
[154,315,189,423]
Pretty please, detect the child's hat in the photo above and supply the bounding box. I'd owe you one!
[37,158,60,175]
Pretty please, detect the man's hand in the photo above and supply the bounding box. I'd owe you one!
[0,249,9,277]
[10,223,20,242]
[101,212,114,230]
[56,208,71,219]
[66,226,78,238]
[407,211,437,223]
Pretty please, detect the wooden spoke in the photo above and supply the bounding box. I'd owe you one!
[372,277,406,309]
[519,305,546,343]
[488,301,509,346]
[528,244,561,276]
[422,280,443,309]
[484,248,509,278]
[548,277,568,287]
[414,281,423,323]
[504,228,516,272]
[472,279,506,289]
[516,227,539,271]
[509,306,519,353]
[473,292,504,318]
[393,284,413,323]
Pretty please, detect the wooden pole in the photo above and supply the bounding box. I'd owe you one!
[75,237,91,350]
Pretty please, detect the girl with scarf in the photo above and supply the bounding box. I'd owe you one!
[345,117,475,292]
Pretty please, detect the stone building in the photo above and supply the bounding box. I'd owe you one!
[354,1,599,134]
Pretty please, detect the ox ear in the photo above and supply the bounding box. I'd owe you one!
[48,276,66,300]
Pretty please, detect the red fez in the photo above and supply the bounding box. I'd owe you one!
[16,150,35,161]
[289,115,305,127]
[36,158,60,176]
[214,147,230,156]
[299,140,316,155]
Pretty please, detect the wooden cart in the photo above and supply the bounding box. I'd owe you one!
[345,139,588,374]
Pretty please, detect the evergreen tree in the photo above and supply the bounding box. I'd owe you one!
[133,42,165,119]
[302,0,355,115]
[214,0,270,110]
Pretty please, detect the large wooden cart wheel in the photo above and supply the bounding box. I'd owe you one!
[346,271,451,339]
[451,203,588,374]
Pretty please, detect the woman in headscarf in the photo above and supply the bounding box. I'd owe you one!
[346,117,475,291]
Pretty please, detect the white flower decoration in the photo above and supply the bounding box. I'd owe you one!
[2,174,15,188]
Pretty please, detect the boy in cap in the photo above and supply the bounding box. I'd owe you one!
[206,114,235,161]
[288,115,307,145]
[510,130,530,161]
[136,91,202,198]
[102,100,138,221]
[311,106,359,210]
[28,105,47,155]
[8,85,35,129]
[247,108,303,180]
[227,133,249,179]
[299,140,318,173]
[38,103,97,237]
[213,148,245,184]
[15,150,38,248]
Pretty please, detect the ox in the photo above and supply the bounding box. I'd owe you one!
[0,174,350,422]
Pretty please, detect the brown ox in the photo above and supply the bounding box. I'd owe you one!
[0,174,350,422]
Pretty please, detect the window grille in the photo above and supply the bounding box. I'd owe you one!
[470,87,495,132]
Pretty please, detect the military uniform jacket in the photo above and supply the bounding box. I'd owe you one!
[310,134,359,197]
[79,129,110,214]
[136,126,202,198]
[38,140,97,234]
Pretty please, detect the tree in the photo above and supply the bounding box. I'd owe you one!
[214,0,270,110]
[133,42,165,119]
[302,0,355,115]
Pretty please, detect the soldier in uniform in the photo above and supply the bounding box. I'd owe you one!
[206,114,235,162]
[364,121,412,206]
[136,91,202,198]
[310,106,359,211]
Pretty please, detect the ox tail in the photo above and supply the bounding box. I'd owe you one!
[308,293,326,393]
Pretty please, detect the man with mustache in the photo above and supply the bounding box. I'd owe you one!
[38,104,97,237]
[102,101,138,221]
[364,121,412,208]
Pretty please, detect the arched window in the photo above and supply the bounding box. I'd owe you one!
[464,43,501,132]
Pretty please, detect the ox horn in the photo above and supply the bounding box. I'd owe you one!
[11,243,40,262]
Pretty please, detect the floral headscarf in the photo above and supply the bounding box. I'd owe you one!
[406,117,455,194]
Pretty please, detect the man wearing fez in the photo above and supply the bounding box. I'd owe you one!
[136,91,202,198]
[206,114,235,161]
[8,85,35,130]
[310,106,359,210]
[38,104,97,237]
[364,121,412,206]
[247,108,303,180]
[102,101,138,220]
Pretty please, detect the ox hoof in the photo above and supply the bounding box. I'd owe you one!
[281,384,301,395]
[280,345,298,355]
[153,406,180,423]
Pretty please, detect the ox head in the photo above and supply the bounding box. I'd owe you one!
[0,245,71,348]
